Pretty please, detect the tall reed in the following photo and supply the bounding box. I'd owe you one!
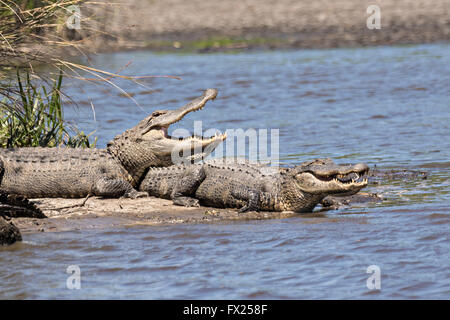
[0,69,96,148]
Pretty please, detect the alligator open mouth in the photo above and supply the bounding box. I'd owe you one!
[312,170,369,187]
[295,159,370,194]
[138,89,226,163]
[144,88,226,146]
[300,159,369,186]
[159,125,227,144]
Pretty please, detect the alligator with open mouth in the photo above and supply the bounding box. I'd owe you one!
[0,89,226,199]
[141,158,369,213]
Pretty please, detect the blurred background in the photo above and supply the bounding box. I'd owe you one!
[60,0,450,52]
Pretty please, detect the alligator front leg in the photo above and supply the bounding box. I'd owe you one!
[231,188,260,213]
[171,166,206,207]
[92,178,148,199]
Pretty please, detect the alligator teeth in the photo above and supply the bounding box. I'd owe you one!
[184,132,227,142]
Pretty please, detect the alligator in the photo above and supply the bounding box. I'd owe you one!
[140,158,369,213]
[0,190,46,245]
[0,217,21,245]
[0,89,226,198]
[0,190,46,218]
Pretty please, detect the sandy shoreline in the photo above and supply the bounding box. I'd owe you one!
[78,0,449,52]
[8,190,383,236]
[11,197,301,235]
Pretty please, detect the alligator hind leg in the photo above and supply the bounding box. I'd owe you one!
[171,166,206,207]
[230,187,260,213]
[92,178,148,198]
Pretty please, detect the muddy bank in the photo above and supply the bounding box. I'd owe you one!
[11,190,385,235]
[11,196,300,235]
[74,0,449,52]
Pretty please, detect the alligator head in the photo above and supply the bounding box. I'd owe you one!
[107,89,226,182]
[279,158,369,212]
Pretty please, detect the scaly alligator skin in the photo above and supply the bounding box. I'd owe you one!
[0,190,46,245]
[140,158,369,213]
[0,216,22,245]
[0,89,225,198]
[0,190,46,218]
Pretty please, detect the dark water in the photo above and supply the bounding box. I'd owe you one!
[1,44,449,299]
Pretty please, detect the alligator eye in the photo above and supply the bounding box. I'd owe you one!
[151,110,168,117]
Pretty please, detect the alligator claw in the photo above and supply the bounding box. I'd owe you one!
[184,198,200,207]
[172,197,200,207]
[124,190,149,199]
[239,205,258,213]
[238,206,250,213]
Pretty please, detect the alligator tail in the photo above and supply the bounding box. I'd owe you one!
[0,191,46,219]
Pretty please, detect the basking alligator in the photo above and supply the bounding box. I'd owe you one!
[0,190,45,245]
[141,158,369,213]
[0,89,225,199]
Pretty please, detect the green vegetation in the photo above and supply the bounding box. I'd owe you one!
[144,36,286,53]
[191,36,283,50]
[0,70,96,148]
[0,0,97,148]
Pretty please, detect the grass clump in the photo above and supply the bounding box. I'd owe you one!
[0,70,96,148]
[0,0,97,148]
[1,1,174,149]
